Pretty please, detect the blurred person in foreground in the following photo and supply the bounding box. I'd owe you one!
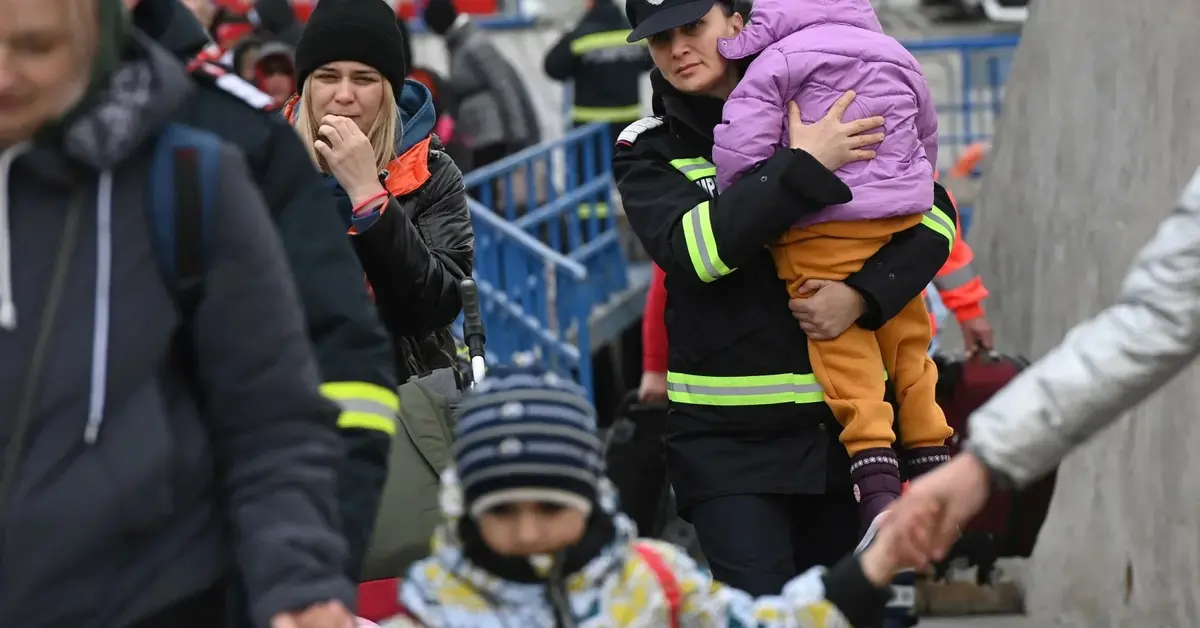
[889,167,1200,563]
[382,369,939,628]
[0,0,354,626]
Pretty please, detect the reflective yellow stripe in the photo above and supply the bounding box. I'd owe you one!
[666,372,825,406]
[321,381,399,436]
[577,202,610,219]
[681,202,734,282]
[570,30,639,54]
[572,104,643,123]
[669,157,717,182]
[920,205,956,251]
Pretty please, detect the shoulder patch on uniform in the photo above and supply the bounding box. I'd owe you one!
[194,61,277,111]
[617,116,666,146]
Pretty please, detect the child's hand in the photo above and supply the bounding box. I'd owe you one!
[859,501,941,586]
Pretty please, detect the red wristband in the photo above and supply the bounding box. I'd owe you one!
[352,191,389,216]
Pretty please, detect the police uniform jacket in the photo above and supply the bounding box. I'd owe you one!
[613,70,959,508]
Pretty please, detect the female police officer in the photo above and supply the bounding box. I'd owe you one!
[614,0,960,612]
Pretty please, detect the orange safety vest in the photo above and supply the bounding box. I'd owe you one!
[926,144,990,337]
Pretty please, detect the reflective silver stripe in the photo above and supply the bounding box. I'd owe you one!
[932,263,978,291]
[686,207,721,282]
[666,381,823,397]
[925,207,955,235]
[676,162,714,178]
[337,398,399,421]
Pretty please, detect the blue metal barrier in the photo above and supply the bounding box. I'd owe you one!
[463,123,627,309]
[460,122,627,399]
[903,34,1020,232]
[457,197,594,394]
[903,34,1018,167]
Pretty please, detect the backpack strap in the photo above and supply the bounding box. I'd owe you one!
[633,542,681,628]
[149,124,223,314]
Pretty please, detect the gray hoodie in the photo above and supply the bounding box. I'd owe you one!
[0,34,352,627]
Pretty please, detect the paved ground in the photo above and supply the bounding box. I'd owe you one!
[925,616,1028,627]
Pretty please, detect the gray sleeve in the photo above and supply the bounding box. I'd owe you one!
[468,43,532,146]
[968,166,1200,488]
[190,145,355,626]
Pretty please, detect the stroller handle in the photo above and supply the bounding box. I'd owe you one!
[459,279,487,385]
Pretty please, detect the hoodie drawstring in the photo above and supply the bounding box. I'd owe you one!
[84,171,114,445]
[0,142,33,331]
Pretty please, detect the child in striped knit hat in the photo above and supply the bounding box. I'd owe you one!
[386,368,939,628]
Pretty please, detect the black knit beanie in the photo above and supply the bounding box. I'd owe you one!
[422,0,459,35]
[294,0,409,101]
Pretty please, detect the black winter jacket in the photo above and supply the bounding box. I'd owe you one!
[322,80,475,384]
[0,34,350,627]
[544,0,650,125]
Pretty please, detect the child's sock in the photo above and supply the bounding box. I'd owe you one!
[902,445,951,479]
[850,448,903,542]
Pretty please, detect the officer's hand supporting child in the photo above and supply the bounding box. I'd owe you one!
[787,90,885,172]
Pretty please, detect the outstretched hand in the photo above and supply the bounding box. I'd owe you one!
[886,453,993,564]
[860,501,942,585]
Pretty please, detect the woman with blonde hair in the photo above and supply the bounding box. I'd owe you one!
[286,0,473,389]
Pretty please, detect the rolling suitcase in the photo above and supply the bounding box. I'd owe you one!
[931,348,1057,584]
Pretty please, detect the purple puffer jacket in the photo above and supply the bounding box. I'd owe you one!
[712,0,938,227]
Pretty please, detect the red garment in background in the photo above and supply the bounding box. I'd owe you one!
[642,263,668,373]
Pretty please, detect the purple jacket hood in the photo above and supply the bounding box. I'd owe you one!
[719,0,884,60]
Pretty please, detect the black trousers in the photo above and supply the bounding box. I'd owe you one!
[685,491,860,596]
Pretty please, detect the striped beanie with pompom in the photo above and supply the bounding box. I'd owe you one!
[453,368,605,519]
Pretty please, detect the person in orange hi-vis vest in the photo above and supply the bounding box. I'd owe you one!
[928,143,993,352]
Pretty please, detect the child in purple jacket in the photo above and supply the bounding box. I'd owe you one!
[712,0,954,540]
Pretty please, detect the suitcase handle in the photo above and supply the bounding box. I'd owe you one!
[617,388,668,418]
[966,340,1002,364]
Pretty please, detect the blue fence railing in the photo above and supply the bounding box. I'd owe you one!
[904,34,1018,167]
[903,34,1019,231]
[456,198,594,395]
[460,122,626,399]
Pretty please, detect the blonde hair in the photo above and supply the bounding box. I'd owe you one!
[294,75,400,174]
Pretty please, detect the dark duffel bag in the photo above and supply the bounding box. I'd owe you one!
[604,390,671,538]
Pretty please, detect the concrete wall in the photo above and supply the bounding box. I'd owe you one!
[968,0,1200,625]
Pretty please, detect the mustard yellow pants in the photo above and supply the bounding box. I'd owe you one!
[772,215,954,455]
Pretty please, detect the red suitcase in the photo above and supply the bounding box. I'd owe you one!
[931,350,1057,584]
